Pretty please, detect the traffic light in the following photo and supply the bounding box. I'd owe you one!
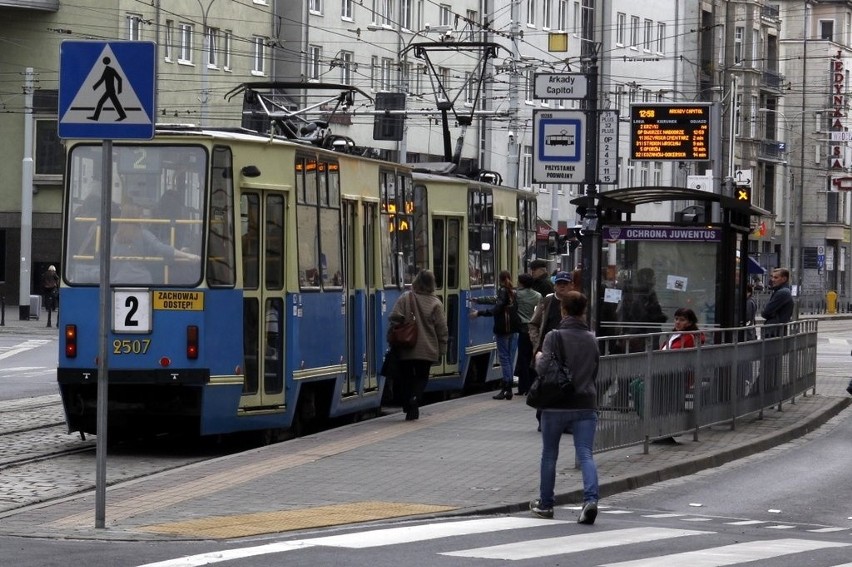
[735,184,752,203]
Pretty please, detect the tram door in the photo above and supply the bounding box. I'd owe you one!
[240,191,286,410]
[431,215,461,375]
[341,200,379,395]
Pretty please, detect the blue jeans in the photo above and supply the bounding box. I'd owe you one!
[539,409,598,508]
[495,333,518,385]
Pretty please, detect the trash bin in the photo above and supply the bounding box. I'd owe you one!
[826,290,838,314]
[29,295,41,320]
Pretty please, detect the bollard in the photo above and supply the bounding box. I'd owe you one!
[826,290,838,314]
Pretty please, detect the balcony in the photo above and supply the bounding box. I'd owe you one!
[0,0,58,10]
[761,70,785,92]
[761,4,780,22]
[758,140,786,162]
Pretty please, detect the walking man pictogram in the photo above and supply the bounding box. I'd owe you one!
[87,57,127,122]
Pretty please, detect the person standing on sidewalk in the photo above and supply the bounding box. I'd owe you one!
[528,271,575,429]
[514,273,541,396]
[471,270,522,400]
[530,291,600,524]
[388,270,448,421]
[41,265,60,328]
[528,259,554,298]
[761,268,794,338]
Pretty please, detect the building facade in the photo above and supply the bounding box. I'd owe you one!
[1,0,848,310]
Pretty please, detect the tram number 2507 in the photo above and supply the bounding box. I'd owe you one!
[113,339,152,355]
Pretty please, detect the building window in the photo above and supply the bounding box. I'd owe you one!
[252,36,266,75]
[381,57,394,90]
[734,26,744,64]
[542,0,552,29]
[126,13,142,40]
[375,0,393,26]
[820,19,834,41]
[309,45,322,80]
[179,23,193,63]
[207,27,219,68]
[523,145,533,189]
[527,0,536,26]
[652,162,662,185]
[557,0,567,31]
[643,19,652,51]
[309,0,323,14]
[339,51,353,84]
[573,2,581,35]
[342,0,353,20]
[402,0,413,30]
[750,95,758,138]
[223,31,232,71]
[466,9,477,40]
[616,12,626,46]
[371,55,379,91]
[656,22,665,54]
[439,4,452,27]
[630,15,639,48]
[525,69,534,102]
[34,117,65,178]
[164,20,173,61]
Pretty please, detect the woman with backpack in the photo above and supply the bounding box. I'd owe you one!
[471,270,522,400]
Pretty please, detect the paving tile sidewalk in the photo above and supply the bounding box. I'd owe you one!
[0,381,848,541]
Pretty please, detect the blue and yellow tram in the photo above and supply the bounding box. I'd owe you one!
[57,126,538,438]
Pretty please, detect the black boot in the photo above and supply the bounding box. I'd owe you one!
[492,387,508,400]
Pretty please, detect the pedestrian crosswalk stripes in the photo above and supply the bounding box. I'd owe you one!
[306,517,557,548]
[598,538,850,567]
[440,527,708,560]
[136,515,852,567]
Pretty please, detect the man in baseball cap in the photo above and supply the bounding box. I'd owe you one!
[553,271,572,284]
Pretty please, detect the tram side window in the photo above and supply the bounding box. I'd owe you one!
[265,194,285,290]
[468,189,495,287]
[296,158,341,290]
[241,193,260,289]
[207,146,236,287]
[296,158,320,289]
[380,172,423,287]
[517,198,538,271]
[319,163,343,288]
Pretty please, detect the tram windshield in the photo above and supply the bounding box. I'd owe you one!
[64,145,206,287]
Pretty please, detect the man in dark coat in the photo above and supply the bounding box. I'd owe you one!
[529,259,554,298]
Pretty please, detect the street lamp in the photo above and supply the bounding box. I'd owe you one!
[757,107,834,282]
[757,107,793,272]
[364,24,452,163]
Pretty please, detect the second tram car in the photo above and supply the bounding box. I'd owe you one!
[57,125,538,438]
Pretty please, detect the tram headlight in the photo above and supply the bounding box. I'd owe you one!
[186,325,199,360]
[64,325,77,358]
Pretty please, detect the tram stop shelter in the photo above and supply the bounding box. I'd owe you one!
[571,186,769,338]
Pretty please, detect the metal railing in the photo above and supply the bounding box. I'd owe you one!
[592,320,818,455]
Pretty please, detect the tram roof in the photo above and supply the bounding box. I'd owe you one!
[571,186,769,217]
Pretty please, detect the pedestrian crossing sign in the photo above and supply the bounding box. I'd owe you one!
[59,41,155,140]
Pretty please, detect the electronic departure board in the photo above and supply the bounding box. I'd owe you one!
[630,104,711,161]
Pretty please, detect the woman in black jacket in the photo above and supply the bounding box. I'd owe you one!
[472,270,521,400]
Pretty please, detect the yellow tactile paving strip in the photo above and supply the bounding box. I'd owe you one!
[48,400,495,531]
[138,501,457,538]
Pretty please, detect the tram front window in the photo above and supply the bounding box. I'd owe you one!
[64,145,206,287]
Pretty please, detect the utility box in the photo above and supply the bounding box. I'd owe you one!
[29,295,41,320]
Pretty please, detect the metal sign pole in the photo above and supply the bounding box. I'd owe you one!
[95,139,113,528]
